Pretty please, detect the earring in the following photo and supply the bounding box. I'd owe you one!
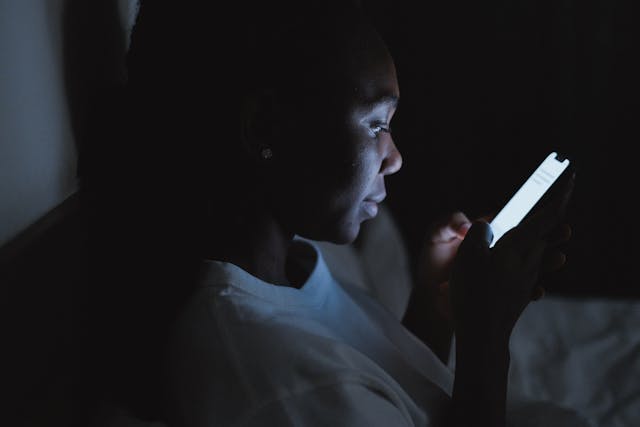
[260,146,273,160]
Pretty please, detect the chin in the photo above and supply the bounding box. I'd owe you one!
[331,217,362,245]
[333,228,359,245]
[303,220,360,245]
[298,209,362,245]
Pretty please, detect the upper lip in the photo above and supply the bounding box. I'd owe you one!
[364,192,386,204]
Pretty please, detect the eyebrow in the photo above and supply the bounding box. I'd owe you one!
[361,94,399,110]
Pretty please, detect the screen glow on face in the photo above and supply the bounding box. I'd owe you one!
[489,152,570,248]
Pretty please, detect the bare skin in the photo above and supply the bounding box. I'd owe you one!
[205,21,402,288]
[404,211,572,363]
[204,12,575,427]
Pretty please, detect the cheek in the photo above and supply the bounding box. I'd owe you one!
[281,146,370,216]
[272,126,380,237]
[324,144,380,222]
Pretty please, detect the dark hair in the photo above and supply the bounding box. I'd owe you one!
[78,0,368,422]
[109,0,370,258]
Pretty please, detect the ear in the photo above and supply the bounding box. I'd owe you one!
[240,89,282,159]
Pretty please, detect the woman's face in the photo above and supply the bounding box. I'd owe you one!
[271,24,403,244]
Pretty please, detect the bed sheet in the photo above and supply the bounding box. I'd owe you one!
[506,296,640,427]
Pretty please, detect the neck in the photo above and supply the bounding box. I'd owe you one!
[204,207,300,288]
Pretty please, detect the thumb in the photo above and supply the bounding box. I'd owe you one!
[450,221,493,312]
[456,221,493,261]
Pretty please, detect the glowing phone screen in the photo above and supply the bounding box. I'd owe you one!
[489,152,570,248]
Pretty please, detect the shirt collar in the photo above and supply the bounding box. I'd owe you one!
[198,235,333,307]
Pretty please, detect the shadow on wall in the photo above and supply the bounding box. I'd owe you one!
[61,0,137,156]
[4,2,139,426]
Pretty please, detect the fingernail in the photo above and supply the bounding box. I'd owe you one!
[456,222,472,236]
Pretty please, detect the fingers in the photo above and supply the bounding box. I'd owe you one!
[450,211,471,228]
[520,239,546,303]
[429,211,472,243]
[446,211,472,240]
[515,206,556,243]
[476,212,496,224]
[541,170,576,219]
[556,171,576,218]
[502,209,567,253]
[540,171,576,231]
[530,230,570,301]
[420,211,472,288]
[548,223,571,245]
[541,250,566,272]
[540,223,571,272]
[456,220,493,262]
[528,224,571,301]
[523,237,546,274]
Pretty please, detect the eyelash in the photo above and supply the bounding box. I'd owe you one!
[370,123,392,137]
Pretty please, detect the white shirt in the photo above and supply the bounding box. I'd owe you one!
[163,235,594,427]
[164,236,453,426]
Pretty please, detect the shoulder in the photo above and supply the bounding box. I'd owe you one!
[167,284,396,387]
[163,286,417,426]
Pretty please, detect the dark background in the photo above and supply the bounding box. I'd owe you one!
[3,1,638,425]
[368,0,638,299]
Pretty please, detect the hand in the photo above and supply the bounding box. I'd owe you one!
[416,211,472,324]
[449,173,575,339]
[406,211,473,362]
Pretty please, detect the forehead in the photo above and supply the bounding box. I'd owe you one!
[340,24,400,108]
[281,18,399,112]
[350,60,399,111]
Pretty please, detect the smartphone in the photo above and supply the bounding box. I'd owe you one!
[489,152,571,248]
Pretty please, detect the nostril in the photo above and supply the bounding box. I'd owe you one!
[382,148,402,175]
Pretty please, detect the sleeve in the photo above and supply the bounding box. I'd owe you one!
[237,382,416,427]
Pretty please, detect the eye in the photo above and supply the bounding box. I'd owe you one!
[370,122,392,137]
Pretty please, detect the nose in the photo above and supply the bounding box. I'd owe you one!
[380,139,402,176]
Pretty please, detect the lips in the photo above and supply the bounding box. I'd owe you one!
[364,192,386,204]
[362,200,379,217]
[362,191,385,218]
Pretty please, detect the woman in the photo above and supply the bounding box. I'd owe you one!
[95,1,583,426]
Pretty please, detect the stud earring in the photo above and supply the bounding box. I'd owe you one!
[260,146,273,160]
